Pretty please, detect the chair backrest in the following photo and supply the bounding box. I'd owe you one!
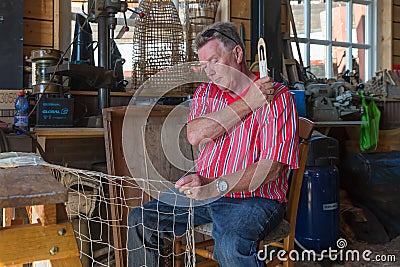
[285,117,314,230]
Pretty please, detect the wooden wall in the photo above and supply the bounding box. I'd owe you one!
[229,0,251,62]
[23,0,70,58]
[376,0,400,70]
[23,0,55,57]
[393,0,400,66]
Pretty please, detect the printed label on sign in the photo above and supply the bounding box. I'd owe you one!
[323,203,338,211]
[0,90,19,109]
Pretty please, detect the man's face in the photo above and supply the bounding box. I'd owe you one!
[197,39,240,93]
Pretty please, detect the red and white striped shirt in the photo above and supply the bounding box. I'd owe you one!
[188,79,299,202]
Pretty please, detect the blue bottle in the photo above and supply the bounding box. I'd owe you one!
[14,91,29,135]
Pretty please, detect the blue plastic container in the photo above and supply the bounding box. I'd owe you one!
[290,90,307,117]
[14,91,29,135]
[295,166,340,253]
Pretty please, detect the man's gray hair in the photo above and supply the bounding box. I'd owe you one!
[194,22,245,53]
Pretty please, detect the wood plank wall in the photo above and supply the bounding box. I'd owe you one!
[393,0,400,66]
[23,0,55,58]
[230,0,251,62]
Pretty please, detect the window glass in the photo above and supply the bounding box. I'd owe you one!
[290,0,374,79]
[311,0,326,40]
[290,1,306,39]
[352,48,366,82]
[333,46,346,75]
[309,44,326,78]
[353,3,366,45]
[332,1,347,43]
[291,42,305,66]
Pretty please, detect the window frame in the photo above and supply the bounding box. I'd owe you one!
[290,0,377,81]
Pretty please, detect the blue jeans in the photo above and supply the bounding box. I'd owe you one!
[127,191,285,267]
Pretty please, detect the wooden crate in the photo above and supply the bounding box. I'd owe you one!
[0,90,20,124]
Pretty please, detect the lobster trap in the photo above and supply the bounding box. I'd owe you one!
[131,0,186,91]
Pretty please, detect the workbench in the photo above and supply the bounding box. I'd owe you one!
[314,120,367,136]
[33,127,104,151]
[32,127,106,170]
[0,165,82,266]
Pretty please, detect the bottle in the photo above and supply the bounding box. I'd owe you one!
[14,91,29,135]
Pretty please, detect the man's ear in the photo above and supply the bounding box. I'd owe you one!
[234,45,244,64]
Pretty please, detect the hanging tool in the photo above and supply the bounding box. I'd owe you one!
[258,38,268,78]
[258,38,272,107]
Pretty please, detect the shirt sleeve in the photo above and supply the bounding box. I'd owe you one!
[258,84,299,169]
[188,82,212,123]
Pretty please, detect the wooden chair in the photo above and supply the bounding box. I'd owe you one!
[174,117,314,267]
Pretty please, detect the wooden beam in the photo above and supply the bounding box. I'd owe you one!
[394,22,400,39]
[0,222,79,266]
[217,0,230,22]
[394,40,400,56]
[395,5,400,23]
[23,0,54,20]
[379,0,392,70]
[54,0,60,49]
[23,19,54,47]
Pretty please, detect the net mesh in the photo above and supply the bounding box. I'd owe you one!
[0,152,196,267]
[130,0,186,92]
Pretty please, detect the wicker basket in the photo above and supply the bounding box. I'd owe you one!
[130,0,186,91]
[182,0,220,61]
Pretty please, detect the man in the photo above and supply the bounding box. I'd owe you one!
[128,21,299,267]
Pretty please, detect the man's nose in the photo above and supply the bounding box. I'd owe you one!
[204,63,215,76]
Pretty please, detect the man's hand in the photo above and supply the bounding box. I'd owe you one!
[243,76,275,110]
[175,173,218,200]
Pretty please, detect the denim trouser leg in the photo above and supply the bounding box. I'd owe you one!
[127,191,212,267]
[210,197,285,267]
[128,193,285,267]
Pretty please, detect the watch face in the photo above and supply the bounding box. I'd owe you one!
[217,180,228,193]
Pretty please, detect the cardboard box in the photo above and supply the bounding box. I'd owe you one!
[0,90,20,124]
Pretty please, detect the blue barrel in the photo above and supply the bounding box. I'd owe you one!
[295,136,340,253]
[290,90,307,117]
[295,166,340,253]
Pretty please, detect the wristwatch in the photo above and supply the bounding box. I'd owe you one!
[216,179,229,195]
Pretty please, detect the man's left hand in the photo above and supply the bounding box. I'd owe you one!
[175,174,218,200]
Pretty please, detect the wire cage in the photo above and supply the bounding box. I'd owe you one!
[130,0,186,92]
[182,0,220,61]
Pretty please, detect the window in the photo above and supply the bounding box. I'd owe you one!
[290,0,377,81]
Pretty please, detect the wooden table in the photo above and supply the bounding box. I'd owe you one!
[0,165,82,266]
[314,120,367,135]
[33,127,104,151]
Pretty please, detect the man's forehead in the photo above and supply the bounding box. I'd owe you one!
[198,39,226,59]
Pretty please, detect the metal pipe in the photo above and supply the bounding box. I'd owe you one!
[98,87,110,112]
[97,15,108,69]
[97,14,110,112]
